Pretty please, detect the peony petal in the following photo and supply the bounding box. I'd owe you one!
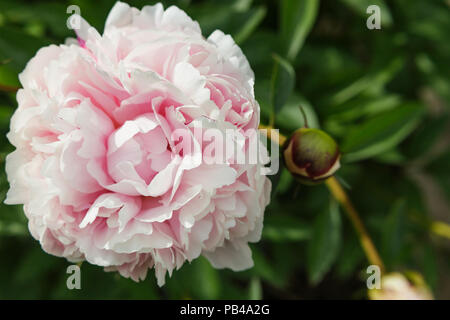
[105,1,133,29]
[204,240,253,271]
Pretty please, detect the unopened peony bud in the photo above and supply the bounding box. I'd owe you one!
[368,272,433,300]
[283,128,340,184]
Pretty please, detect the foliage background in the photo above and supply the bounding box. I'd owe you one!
[0,0,449,299]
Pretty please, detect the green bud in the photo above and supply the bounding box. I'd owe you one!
[283,128,340,184]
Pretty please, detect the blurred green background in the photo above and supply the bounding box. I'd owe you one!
[0,0,449,299]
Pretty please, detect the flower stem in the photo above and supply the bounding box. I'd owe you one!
[259,124,287,145]
[259,125,386,273]
[325,176,385,273]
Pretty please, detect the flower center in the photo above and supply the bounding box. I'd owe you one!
[106,114,171,185]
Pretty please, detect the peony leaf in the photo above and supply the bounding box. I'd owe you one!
[234,6,267,45]
[0,26,50,72]
[276,94,320,130]
[307,198,341,285]
[270,54,295,121]
[193,257,221,299]
[342,103,425,162]
[325,57,404,107]
[402,114,449,160]
[263,214,312,242]
[381,199,407,268]
[340,0,393,27]
[280,0,319,61]
[0,64,20,90]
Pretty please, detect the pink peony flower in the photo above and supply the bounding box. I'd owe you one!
[4,2,271,285]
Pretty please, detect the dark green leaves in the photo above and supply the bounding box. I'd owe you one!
[381,199,407,268]
[307,198,341,284]
[0,0,447,300]
[0,64,20,90]
[276,94,320,131]
[234,6,267,45]
[163,256,222,299]
[270,54,295,121]
[403,114,449,159]
[188,1,266,45]
[263,214,312,242]
[326,57,404,107]
[340,0,393,27]
[0,26,50,73]
[191,257,221,299]
[341,103,425,162]
[280,0,319,60]
[0,26,50,88]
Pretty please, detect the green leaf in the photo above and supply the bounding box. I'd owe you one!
[402,114,449,159]
[335,235,364,280]
[340,0,393,27]
[381,199,407,268]
[189,1,265,44]
[373,148,406,165]
[241,31,279,72]
[29,2,73,38]
[342,103,425,162]
[263,214,312,242]
[188,3,238,37]
[269,161,285,198]
[273,167,293,195]
[280,0,319,60]
[0,26,50,73]
[307,198,341,285]
[0,105,15,128]
[258,81,319,131]
[276,94,320,130]
[422,244,438,292]
[251,249,278,285]
[326,57,404,107]
[234,6,267,44]
[415,54,450,103]
[0,63,20,88]
[270,54,295,120]
[193,257,221,299]
[323,94,401,120]
[15,245,60,284]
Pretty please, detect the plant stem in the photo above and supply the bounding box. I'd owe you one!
[259,124,287,145]
[259,125,386,273]
[325,176,385,273]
